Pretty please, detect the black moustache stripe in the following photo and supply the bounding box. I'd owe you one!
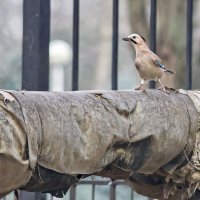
[131,39,137,44]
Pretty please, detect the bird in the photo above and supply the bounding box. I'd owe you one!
[122,33,174,92]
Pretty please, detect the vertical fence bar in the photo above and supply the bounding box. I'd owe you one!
[131,190,134,200]
[186,0,193,90]
[149,0,157,89]
[21,0,50,199]
[70,185,76,200]
[92,184,95,200]
[72,0,79,91]
[109,183,116,200]
[111,0,119,90]
[22,0,50,91]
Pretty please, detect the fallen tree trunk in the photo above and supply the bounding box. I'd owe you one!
[0,89,199,199]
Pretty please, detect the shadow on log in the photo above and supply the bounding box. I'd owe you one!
[0,89,200,199]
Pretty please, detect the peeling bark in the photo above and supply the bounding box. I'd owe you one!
[0,89,199,199]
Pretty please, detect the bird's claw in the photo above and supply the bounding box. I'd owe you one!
[164,86,176,91]
[135,86,146,92]
[158,87,170,94]
[164,87,179,93]
[135,86,141,90]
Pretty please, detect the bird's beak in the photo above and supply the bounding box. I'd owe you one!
[122,37,129,41]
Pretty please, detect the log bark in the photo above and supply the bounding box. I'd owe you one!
[0,89,199,199]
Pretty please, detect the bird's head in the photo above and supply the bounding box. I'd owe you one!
[122,34,147,49]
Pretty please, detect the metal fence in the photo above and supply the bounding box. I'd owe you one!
[67,178,151,200]
[22,0,194,93]
[2,0,194,199]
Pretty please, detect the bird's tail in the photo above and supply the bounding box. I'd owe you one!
[164,69,174,75]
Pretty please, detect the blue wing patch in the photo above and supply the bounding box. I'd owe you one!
[154,60,166,70]
[155,60,174,74]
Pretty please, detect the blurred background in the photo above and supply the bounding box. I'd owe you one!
[0,0,199,91]
[0,0,200,200]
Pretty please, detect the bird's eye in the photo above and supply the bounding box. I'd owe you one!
[133,36,136,39]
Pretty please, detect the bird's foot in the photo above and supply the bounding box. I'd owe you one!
[164,86,176,91]
[135,85,143,90]
[135,86,141,90]
[158,87,170,94]
[164,87,179,93]
[135,86,146,92]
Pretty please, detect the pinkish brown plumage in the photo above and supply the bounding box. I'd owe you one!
[123,33,174,91]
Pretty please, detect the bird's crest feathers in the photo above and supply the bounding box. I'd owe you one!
[139,34,146,42]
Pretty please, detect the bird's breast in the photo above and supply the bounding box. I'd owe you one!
[135,59,163,81]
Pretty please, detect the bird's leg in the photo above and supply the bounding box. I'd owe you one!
[135,84,143,90]
[135,79,145,91]
[158,79,170,94]
[158,79,165,91]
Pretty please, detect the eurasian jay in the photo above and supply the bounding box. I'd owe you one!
[122,33,174,92]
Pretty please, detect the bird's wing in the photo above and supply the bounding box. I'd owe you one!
[153,55,174,74]
[150,54,166,70]
[154,60,166,70]
[151,53,174,74]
